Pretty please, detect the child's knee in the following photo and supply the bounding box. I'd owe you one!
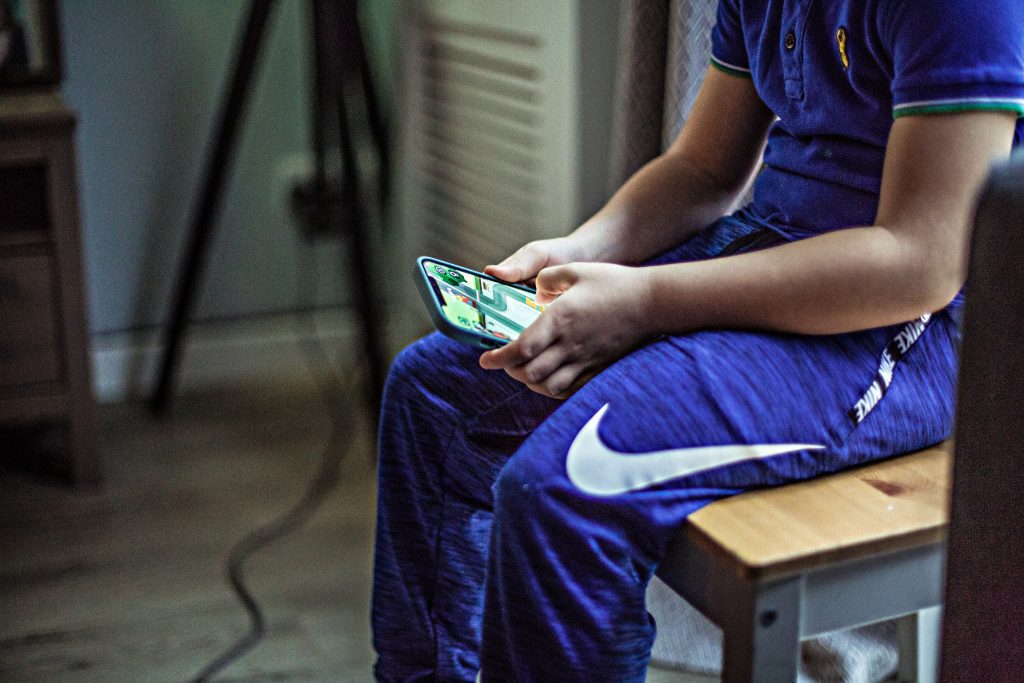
[388,336,435,383]
[493,447,575,527]
[386,332,467,394]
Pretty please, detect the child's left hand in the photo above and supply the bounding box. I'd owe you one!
[479,263,656,398]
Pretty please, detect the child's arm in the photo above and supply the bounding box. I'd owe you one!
[482,110,1016,398]
[484,67,775,283]
[643,111,1016,334]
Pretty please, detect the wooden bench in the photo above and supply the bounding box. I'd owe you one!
[656,441,952,682]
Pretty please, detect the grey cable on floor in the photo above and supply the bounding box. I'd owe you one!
[189,242,363,682]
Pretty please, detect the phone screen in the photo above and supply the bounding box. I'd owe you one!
[421,260,545,343]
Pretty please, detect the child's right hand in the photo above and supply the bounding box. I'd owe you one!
[484,236,590,287]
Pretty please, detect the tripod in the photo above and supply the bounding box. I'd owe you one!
[149,0,389,423]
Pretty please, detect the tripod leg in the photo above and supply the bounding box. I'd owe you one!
[353,11,391,206]
[320,0,388,428]
[310,0,331,227]
[150,0,277,415]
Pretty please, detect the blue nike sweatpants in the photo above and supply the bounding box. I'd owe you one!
[371,213,961,682]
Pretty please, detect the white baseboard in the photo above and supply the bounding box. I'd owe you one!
[91,310,360,405]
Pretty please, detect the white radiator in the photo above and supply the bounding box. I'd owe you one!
[394,0,624,273]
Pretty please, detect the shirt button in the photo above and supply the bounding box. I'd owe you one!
[785,32,796,50]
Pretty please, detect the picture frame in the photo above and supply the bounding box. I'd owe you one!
[0,0,62,87]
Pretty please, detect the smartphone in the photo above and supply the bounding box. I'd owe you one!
[415,256,546,349]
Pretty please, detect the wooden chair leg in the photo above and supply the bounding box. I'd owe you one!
[721,577,802,682]
[897,606,941,682]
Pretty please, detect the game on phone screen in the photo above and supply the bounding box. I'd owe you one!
[422,260,545,342]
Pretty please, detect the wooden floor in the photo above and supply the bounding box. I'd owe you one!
[0,380,704,682]
[1,380,380,682]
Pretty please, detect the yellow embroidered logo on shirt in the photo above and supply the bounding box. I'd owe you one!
[836,27,849,69]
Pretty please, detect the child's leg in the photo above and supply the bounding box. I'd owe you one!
[371,332,559,681]
[372,215,770,681]
[480,310,961,681]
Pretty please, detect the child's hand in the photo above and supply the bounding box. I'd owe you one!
[484,237,588,288]
[480,263,656,398]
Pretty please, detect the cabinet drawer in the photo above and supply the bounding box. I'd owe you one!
[0,254,62,387]
[0,164,50,247]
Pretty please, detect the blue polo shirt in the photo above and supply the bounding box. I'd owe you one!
[710,0,1024,237]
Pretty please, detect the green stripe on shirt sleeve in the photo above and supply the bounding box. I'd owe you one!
[893,102,1024,119]
[708,56,752,79]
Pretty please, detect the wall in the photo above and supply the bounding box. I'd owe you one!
[59,0,396,399]
[63,0,399,334]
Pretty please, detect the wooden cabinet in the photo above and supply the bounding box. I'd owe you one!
[0,93,98,486]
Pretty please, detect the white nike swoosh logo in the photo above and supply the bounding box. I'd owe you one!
[566,404,825,496]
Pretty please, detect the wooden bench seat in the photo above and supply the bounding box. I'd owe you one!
[656,441,952,682]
